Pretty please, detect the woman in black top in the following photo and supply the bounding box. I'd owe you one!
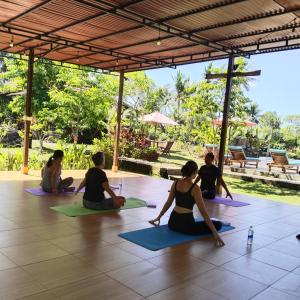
[149,161,224,247]
[75,152,125,210]
[197,153,232,200]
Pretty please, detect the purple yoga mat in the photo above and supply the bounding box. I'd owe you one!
[26,184,119,196]
[207,197,250,207]
[25,187,75,196]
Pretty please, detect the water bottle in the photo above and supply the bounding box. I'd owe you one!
[247,226,254,245]
[118,183,123,196]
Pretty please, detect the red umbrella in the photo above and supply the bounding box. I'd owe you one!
[212,117,257,152]
[213,117,256,127]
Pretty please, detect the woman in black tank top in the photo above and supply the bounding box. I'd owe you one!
[149,161,225,247]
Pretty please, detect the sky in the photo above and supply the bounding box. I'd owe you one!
[146,49,300,118]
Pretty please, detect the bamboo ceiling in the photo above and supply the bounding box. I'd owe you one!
[0,0,299,72]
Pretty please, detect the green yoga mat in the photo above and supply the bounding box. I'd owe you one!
[50,197,147,217]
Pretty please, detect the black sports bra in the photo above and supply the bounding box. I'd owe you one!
[174,180,196,210]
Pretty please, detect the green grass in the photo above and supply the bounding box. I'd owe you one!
[224,176,300,205]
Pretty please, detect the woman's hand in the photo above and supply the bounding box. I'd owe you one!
[149,217,160,226]
[225,192,233,200]
[214,234,225,247]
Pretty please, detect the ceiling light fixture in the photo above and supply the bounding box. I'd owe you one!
[9,36,14,48]
[156,25,161,46]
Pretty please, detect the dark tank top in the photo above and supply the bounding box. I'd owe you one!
[174,180,196,210]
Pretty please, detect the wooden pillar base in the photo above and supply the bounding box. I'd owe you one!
[22,165,29,175]
[112,165,118,172]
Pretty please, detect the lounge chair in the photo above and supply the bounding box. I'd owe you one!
[268,149,300,173]
[228,145,260,168]
[159,141,174,156]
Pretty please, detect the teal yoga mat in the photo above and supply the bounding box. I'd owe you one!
[50,197,146,217]
[119,221,235,251]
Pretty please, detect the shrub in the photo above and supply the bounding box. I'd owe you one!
[56,144,92,170]
[92,137,114,169]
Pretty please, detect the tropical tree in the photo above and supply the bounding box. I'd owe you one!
[259,111,282,149]
[173,71,195,118]
[247,101,261,123]
[48,66,118,142]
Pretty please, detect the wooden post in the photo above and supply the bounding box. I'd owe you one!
[217,55,235,193]
[112,70,124,172]
[22,48,34,175]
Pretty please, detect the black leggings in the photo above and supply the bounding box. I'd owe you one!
[168,211,222,235]
[202,189,216,199]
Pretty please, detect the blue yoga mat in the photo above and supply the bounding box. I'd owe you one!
[119,222,235,251]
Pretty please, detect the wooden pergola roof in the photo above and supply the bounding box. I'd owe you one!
[0,0,299,72]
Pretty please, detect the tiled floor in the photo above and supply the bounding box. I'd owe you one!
[0,170,299,299]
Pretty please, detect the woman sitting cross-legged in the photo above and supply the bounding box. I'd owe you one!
[41,150,74,193]
[75,152,125,210]
[149,160,225,247]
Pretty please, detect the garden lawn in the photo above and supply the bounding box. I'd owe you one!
[224,176,300,205]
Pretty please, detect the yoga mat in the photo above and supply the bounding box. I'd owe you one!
[26,185,119,196]
[119,222,235,251]
[25,187,74,196]
[50,197,147,217]
[207,197,250,207]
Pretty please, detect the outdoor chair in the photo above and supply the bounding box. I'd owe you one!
[228,145,260,168]
[159,141,174,156]
[268,149,300,173]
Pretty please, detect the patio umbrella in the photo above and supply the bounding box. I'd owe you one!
[141,111,178,139]
[141,111,178,126]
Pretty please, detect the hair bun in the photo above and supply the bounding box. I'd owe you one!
[181,160,198,177]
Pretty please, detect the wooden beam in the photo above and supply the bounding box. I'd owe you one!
[112,70,125,172]
[217,55,235,183]
[22,48,34,175]
[206,70,261,79]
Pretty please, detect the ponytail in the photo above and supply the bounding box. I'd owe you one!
[46,150,64,168]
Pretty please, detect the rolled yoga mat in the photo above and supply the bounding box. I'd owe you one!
[119,221,235,251]
[50,197,147,217]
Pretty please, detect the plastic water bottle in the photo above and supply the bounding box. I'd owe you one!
[118,183,123,196]
[247,226,254,245]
